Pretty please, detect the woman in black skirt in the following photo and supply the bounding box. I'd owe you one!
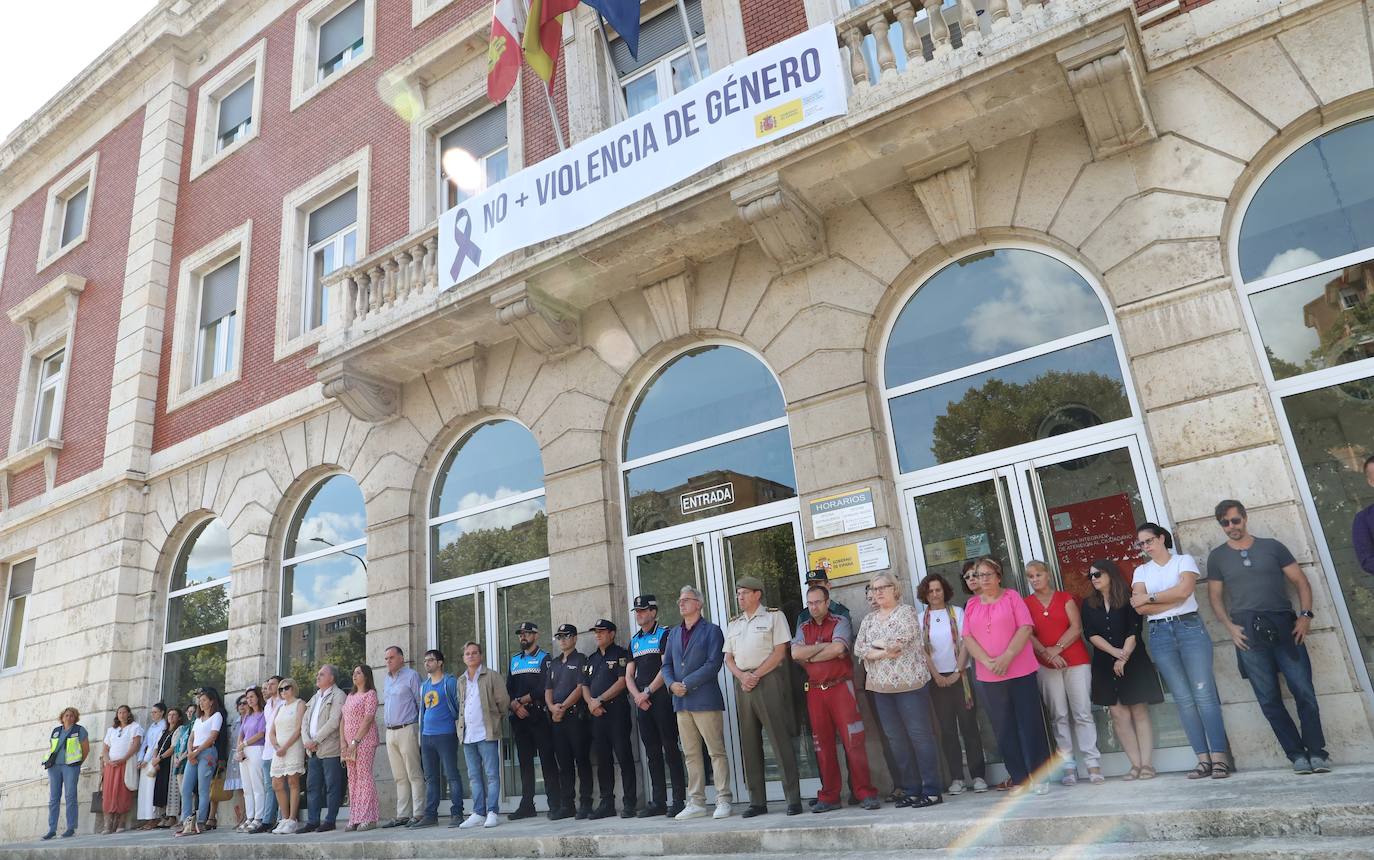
[151,706,183,826]
[1081,559,1164,781]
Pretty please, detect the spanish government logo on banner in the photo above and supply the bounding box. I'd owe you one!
[487,0,521,102]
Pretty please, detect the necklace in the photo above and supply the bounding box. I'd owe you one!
[1035,592,1053,616]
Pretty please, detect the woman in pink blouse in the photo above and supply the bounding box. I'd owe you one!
[962,557,1052,795]
[342,665,380,831]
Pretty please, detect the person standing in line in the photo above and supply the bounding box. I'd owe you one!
[221,696,246,829]
[135,703,167,829]
[151,705,183,828]
[381,647,425,828]
[165,706,194,828]
[42,707,89,840]
[792,584,880,813]
[1208,500,1330,774]
[724,576,802,817]
[961,558,1052,796]
[252,676,282,833]
[1082,559,1162,781]
[177,689,224,836]
[547,624,594,819]
[916,573,988,795]
[413,649,464,829]
[456,642,510,829]
[1024,561,1102,786]
[506,622,562,821]
[269,679,306,833]
[583,618,638,819]
[99,704,142,834]
[299,666,347,833]
[661,586,733,821]
[1132,522,1233,779]
[1354,456,1374,577]
[626,595,687,819]
[795,569,866,808]
[234,688,267,833]
[343,664,381,831]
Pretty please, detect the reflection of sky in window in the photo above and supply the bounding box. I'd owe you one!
[1250,273,1331,375]
[624,346,785,461]
[288,475,366,558]
[433,420,544,517]
[1239,118,1374,282]
[431,498,547,581]
[885,250,1106,389]
[283,551,367,615]
[890,337,1126,473]
[175,518,231,589]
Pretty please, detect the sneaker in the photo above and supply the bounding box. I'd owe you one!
[674,803,709,820]
[408,816,437,829]
[283,820,300,834]
[458,812,484,829]
[271,819,289,834]
[1293,755,1314,775]
[1311,756,1332,773]
[861,797,881,810]
[712,802,733,819]
[972,778,989,793]
[948,780,965,795]
[484,812,499,828]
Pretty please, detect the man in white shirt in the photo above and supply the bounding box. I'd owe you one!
[299,665,347,833]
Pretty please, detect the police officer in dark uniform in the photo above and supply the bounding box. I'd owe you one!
[797,568,851,625]
[627,594,686,818]
[546,623,593,819]
[507,621,564,820]
[583,618,637,819]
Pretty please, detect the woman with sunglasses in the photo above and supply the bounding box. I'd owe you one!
[1081,559,1162,781]
[1131,522,1233,779]
[269,679,307,833]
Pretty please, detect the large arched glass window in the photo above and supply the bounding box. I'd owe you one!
[1236,115,1374,683]
[280,474,367,699]
[883,248,1130,474]
[428,420,548,583]
[162,518,231,706]
[621,344,796,535]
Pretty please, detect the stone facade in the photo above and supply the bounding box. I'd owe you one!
[2,0,1374,842]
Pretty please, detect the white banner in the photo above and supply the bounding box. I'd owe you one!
[438,22,848,291]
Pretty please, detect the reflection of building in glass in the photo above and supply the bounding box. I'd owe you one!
[1304,263,1374,364]
[629,469,795,533]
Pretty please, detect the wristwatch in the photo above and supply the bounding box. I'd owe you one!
[1299,610,1315,619]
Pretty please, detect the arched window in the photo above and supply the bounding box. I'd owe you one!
[621,344,796,535]
[1235,115,1374,683]
[883,248,1131,474]
[162,518,231,706]
[279,474,367,699]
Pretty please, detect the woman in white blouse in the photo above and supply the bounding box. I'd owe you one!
[917,573,987,795]
[99,706,142,834]
[1130,522,1232,779]
[134,703,167,828]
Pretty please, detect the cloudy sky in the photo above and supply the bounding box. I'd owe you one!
[0,2,157,141]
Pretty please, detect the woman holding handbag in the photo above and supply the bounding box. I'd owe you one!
[917,574,988,795]
[342,665,380,831]
[165,706,193,826]
[177,688,225,836]
[234,687,268,833]
[99,705,142,834]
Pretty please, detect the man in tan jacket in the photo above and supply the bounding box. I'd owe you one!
[299,665,348,832]
[456,642,511,829]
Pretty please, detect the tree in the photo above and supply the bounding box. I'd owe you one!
[433,513,548,582]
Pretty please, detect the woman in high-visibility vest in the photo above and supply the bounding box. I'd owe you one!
[43,707,90,840]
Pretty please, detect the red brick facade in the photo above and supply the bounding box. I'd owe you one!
[742,0,809,53]
[0,110,145,504]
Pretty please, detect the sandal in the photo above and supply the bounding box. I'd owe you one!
[1139,766,1157,780]
[994,779,1015,791]
[1211,761,1234,779]
[1186,762,1212,780]
[1121,767,1140,781]
[1088,769,1105,785]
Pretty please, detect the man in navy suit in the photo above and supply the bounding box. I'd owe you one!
[660,585,733,821]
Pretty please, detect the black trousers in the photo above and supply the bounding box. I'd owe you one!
[636,689,686,806]
[511,710,562,810]
[590,700,637,809]
[930,678,987,783]
[550,709,593,809]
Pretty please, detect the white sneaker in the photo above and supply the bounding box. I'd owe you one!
[712,801,732,819]
[283,819,300,834]
[272,819,289,834]
[459,812,484,829]
[972,777,989,793]
[484,812,499,828]
[948,780,965,795]
[674,803,709,820]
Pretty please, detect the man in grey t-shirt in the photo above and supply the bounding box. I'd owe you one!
[1206,499,1329,774]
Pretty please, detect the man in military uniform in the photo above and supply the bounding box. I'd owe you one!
[626,594,686,818]
[724,576,803,816]
[797,568,851,626]
[583,619,638,819]
[507,621,564,820]
[545,624,593,819]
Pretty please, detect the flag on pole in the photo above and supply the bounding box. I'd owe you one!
[487,0,521,102]
[523,0,564,84]
[583,0,640,58]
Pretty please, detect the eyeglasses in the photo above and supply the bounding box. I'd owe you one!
[554,633,574,640]
[1088,571,1106,579]
[1240,549,1252,568]
[974,572,999,579]
[279,684,294,691]
[1218,516,1244,527]
[870,584,895,592]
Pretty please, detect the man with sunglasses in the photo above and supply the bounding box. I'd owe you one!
[1206,499,1329,775]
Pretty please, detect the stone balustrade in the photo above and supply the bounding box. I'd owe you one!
[326,225,439,331]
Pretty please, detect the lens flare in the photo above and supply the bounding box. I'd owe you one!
[440,148,484,198]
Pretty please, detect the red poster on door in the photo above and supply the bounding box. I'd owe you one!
[1046,493,1140,601]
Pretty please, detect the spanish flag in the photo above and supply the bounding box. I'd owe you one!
[523,0,565,84]
[487,0,521,102]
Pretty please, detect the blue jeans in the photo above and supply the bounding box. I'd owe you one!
[1234,612,1327,760]
[980,672,1052,785]
[259,756,278,825]
[47,763,80,835]
[1149,614,1230,757]
[872,687,942,797]
[305,754,343,825]
[180,747,218,823]
[421,732,464,819]
[463,740,501,815]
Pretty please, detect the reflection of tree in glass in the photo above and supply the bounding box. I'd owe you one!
[1314,290,1374,370]
[164,642,227,709]
[172,586,230,639]
[434,512,548,581]
[286,613,367,701]
[930,371,1129,464]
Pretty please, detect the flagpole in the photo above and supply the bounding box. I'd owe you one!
[519,0,567,150]
[596,12,630,123]
[674,0,703,84]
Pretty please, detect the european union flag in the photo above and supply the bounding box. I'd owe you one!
[585,0,640,58]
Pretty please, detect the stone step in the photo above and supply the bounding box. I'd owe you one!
[666,837,1374,860]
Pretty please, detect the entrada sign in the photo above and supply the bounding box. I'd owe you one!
[680,482,735,515]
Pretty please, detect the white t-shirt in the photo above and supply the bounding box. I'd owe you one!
[922,605,965,674]
[1132,553,1201,620]
[463,671,486,743]
[262,695,282,755]
[103,722,143,760]
[192,712,224,749]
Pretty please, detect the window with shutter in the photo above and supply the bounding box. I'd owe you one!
[59,186,88,248]
[195,258,240,384]
[611,0,710,118]
[437,105,508,211]
[216,79,255,151]
[319,0,365,79]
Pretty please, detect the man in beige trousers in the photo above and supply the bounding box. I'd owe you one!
[381,646,426,827]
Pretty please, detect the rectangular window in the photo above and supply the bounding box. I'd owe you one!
[280,608,366,700]
[195,258,240,385]
[216,79,255,152]
[318,0,365,81]
[2,559,34,671]
[161,641,227,707]
[30,348,66,445]
[437,105,508,211]
[612,0,709,117]
[304,189,358,331]
[59,185,89,249]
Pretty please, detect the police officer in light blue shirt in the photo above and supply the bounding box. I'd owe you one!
[627,595,686,818]
[506,622,563,820]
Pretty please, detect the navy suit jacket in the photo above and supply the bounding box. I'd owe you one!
[660,618,725,712]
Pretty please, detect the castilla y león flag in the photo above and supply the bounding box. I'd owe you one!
[487,0,521,102]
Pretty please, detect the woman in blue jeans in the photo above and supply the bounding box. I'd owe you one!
[1130,523,1233,779]
[178,688,226,835]
[43,707,90,839]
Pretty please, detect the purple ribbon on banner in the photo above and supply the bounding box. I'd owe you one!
[450,209,482,281]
